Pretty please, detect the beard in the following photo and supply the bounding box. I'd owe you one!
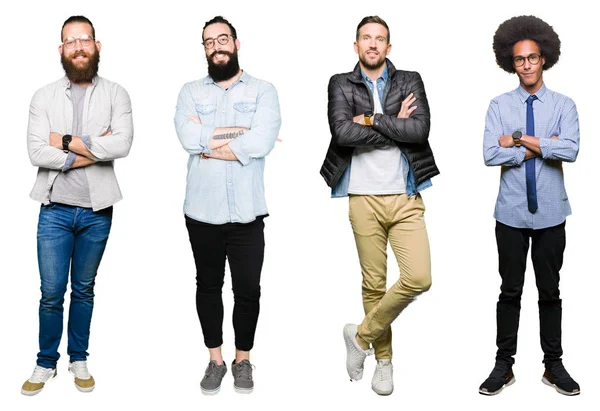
[359,51,386,71]
[207,48,240,82]
[61,48,100,84]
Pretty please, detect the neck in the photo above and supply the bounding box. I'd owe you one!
[216,69,243,90]
[359,63,385,82]
[520,78,543,95]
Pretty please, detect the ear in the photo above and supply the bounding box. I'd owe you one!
[354,41,358,54]
[235,38,241,51]
[541,55,546,67]
[386,43,392,56]
[58,44,63,55]
[95,40,102,53]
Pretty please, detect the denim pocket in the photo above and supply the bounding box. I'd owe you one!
[195,104,217,124]
[233,101,257,128]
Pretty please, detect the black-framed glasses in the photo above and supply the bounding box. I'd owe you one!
[202,34,234,50]
[513,53,541,67]
[62,34,95,49]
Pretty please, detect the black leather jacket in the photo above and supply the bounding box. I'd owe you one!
[320,59,439,189]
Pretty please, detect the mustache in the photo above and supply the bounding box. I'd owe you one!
[210,50,234,58]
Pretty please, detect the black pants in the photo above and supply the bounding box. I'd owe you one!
[495,220,565,365]
[186,216,265,351]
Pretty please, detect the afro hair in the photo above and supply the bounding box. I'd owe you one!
[493,15,561,73]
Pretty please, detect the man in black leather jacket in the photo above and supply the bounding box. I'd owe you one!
[321,16,439,396]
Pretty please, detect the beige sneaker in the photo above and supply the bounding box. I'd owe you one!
[69,361,95,392]
[21,365,57,396]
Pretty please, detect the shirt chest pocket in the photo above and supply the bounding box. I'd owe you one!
[233,101,257,129]
[195,104,217,125]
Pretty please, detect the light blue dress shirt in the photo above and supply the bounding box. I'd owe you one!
[175,71,281,224]
[483,83,579,229]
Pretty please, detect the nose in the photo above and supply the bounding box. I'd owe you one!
[73,39,84,51]
[522,58,531,70]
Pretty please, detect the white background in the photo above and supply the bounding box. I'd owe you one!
[1,0,598,410]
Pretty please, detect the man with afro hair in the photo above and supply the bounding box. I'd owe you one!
[480,15,580,396]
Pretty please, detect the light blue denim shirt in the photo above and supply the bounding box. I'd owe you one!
[332,64,432,198]
[483,83,579,229]
[174,71,281,224]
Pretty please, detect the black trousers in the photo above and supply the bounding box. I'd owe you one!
[186,216,265,351]
[495,220,565,365]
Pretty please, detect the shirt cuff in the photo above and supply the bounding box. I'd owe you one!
[227,138,250,165]
[515,146,527,165]
[539,137,552,159]
[81,135,92,149]
[62,151,77,171]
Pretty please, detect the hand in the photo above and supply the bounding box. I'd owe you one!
[49,132,63,149]
[353,114,366,125]
[397,93,417,118]
[101,129,112,136]
[550,136,558,140]
[202,144,238,161]
[498,134,515,148]
[189,115,201,124]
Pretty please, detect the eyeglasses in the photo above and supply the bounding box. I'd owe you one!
[62,34,95,49]
[202,34,235,50]
[513,53,541,67]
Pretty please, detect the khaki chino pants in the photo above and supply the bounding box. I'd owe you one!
[349,194,432,359]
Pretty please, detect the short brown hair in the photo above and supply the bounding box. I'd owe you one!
[356,16,390,43]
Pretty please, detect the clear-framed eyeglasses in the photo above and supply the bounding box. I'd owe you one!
[62,34,95,49]
[202,34,234,50]
[513,53,541,67]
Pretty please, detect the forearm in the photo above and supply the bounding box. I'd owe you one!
[204,144,238,161]
[71,154,96,168]
[519,134,542,155]
[68,136,96,159]
[208,128,246,149]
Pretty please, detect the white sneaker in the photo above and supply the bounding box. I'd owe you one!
[343,324,373,381]
[69,361,95,392]
[372,359,394,395]
[21,365,57,396]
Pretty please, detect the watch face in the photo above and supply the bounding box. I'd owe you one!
[512,131,522,139]
[365,111,374,118]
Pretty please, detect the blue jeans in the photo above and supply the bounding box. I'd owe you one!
[36,203,112,368]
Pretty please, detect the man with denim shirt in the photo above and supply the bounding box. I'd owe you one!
[320,16,439,395]
[479,16,580,396]
[174,16,280,395]
[22,15,133,396]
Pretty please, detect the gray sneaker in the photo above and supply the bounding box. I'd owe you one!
[200,361,227,395]
[231,360,254,394]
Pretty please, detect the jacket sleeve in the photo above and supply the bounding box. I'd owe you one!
[371,72,430,145]
[27,88,69,170]
[174,83,215,155]
[539,98,579,162]
[228,82,281,166]
[87,85,134,161]
[328,75,392,147]
[483,100,526,167]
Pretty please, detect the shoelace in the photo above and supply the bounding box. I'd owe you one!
[376,363,391,382]
[31,366,52,382]
[204,362,224,382]
[549,363,572,381]
[235,361,255,380]
[70,362,90,379]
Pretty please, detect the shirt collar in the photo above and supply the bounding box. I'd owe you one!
[360,63,388,84]
[204,70,248,86]
[516,82,547,103]
[62,75,98,88]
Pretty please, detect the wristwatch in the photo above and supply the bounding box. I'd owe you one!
[512,130,522,146]
[364,111,374,127]
[62,134,73,152]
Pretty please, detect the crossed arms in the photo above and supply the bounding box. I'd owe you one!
[27,85,134,171]
[327,72,431,147]
[483,99,579,167]
[174,82,281,166]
